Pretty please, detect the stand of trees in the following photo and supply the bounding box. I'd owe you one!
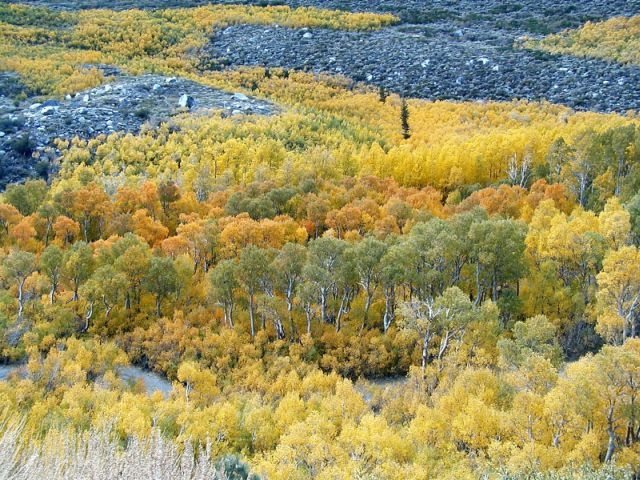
[1,4,640,478]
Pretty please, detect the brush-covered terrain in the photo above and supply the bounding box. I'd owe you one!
[1,1,640,479]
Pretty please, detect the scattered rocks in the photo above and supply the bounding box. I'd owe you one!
[178,93,195,109]
[0,71,277,188]
[206,22,640,113]
[13,0,640,35]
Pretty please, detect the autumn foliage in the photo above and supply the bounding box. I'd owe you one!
[1,3,640,480]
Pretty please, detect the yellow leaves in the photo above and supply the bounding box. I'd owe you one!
[595,311,626,345]
[274,393,307,430]
[500,442,564,476]
[0,48,108,96]
[525,16,640,66]
[165,4,398,33]
[176,400,242,453]
[338,414,413,465]
[408,405,447,447]
[598,197,631,249]
[319,379,367,429]
[0,4,395,96]
[596,246,640,343]
[451,397,503,451]
[616,446,640,473]
[273,411,339,476]
[176,361,219,406]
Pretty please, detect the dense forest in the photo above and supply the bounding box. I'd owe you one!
[1,2,640,480]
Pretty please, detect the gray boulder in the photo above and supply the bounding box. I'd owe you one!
[178,94,195,109]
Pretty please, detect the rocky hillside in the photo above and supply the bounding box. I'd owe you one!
[207,23,640,113]
[0,69,276,189]
[9,0,639,34]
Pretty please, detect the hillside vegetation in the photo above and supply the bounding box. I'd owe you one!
[0,3,397,95]
[524,16,640,66]
[1,3,640,480]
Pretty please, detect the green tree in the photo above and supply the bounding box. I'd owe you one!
[144,257,179,317]
[468,218,527,306]
[350,236,387,329]
[4,179,47,215]
[272,243,307,338]
[81,265,129,325]
[399,287,476,378]
[40,244,63,304]
[2,249,37,318]
[209,259,239,328]
[237,245,272,338]
[400,98,411,140]
[112,235,151,310]
[498,314,563,369]
[303,237,347,324]
[379,240,411,332]
[62,241,94,302]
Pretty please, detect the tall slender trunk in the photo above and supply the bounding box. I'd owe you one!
[49,283,56,305]
[362,291,372,332]
[286,296,296,340]
[82,218,89,242]
[249,293,255,338]
[82,301,94,332]
[17,278,26,319]
[474,263,483,306]
[320,290,328,323]
[227,302,235,328]
[605,426,616,463]
[605,406,616,463]
[305,303,313,336]
[44,221,52,246]
[383,285,395,332]
[103,296,113,318]
[335,290,351,333]
[274,316,286,340]
[421,328,431,373]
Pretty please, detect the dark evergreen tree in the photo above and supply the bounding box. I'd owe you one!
[401,98,411,139]
[378,85,388,103]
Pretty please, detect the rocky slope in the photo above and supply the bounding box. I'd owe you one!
[207,22,640,113]
[9,0,639,34]
[0,69,276,188]
[3,0,640,188]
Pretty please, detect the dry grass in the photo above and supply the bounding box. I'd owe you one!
[0,421,246,480]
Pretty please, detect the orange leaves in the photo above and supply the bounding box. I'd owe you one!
[8,216,37,248]
[131,209,169,247]
[326,205,367,239]
[160,235,190,259]
[458,181,574,220]
[0,203,22,237]
[52,216,80,246]
[218,213,306,256]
